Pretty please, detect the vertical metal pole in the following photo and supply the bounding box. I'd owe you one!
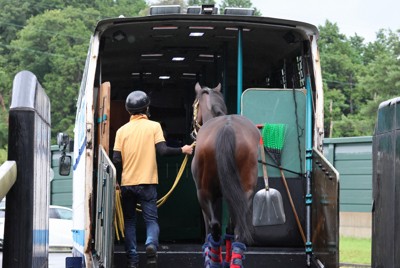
[305,74,313,266]
[237,28,243,114]
[223,42,228,100]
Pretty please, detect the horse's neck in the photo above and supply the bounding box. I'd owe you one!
[211,105,227,117]
[200,91,227,122]
[202,110,215,123]
[202,107,226,125]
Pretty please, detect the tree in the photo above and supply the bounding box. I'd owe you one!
[9,7,101,140]
[0,0,149,148]
[318,21,400,137]
[318,21,364,136]
[355,30,400,135]
[95,0,147,18]
[0,0,99,44]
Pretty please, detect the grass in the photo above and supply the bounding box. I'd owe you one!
[340,236,371,265]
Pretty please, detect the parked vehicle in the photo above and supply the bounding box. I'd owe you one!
[48,205,73,250]
[0,199,72,251]
[58,4,339,267]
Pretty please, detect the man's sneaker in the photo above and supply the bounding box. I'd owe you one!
[146,244,158,268]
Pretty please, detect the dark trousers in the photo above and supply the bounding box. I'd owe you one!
[121,184,160,264]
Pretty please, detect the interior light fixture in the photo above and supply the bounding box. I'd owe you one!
[159,75,170,80]
[199,54,214,58]
[152,26,178,30]
[188,26,214,30]
[131,72,152,76]
[172,57,185,61]
[225,27,251,31]
[182,73,197,79]
[189,32,204,37]
[141,53,163,57]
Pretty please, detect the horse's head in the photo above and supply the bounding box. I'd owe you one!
[191,82,227,139]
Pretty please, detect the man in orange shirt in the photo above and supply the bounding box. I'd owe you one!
[113,90,193,268]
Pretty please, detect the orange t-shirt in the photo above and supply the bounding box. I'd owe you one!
[113,114,165,186]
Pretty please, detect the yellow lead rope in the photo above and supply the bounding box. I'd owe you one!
[114,188,125,241]
[114,142,196,240]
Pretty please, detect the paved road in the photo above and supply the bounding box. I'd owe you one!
[0,251,71,267]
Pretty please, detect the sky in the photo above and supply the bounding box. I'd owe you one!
[246,0,400,43]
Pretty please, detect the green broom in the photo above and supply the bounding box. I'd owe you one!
[262,124,287,166]
[262,123,306,244]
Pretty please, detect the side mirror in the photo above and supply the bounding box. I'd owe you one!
[57,132,70,150]
[57,132,72,176]
[59,154,72,176]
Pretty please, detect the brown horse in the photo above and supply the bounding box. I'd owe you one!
[191,83,260,267]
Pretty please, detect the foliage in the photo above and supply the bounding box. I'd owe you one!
[0,146,7,164]
[9,7,101,141]
[0,0,399,151]
[319,21,400,137]
[0,0,99,44]
[96,0,147,18]
[0,109,7,148]
[0,0,149,150]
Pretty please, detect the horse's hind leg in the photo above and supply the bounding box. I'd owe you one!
[223,218,246,268]
[223,217,235,267]
[201,196,223,268]
[230,242,247,268]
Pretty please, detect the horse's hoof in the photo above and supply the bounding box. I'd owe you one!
[222,261,231,268]
[230,242,246,268]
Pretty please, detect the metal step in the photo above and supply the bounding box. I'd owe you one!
[113,243,322,267]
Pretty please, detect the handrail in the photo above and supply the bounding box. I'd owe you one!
[0,161,17,201]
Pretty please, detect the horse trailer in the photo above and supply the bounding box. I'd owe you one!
[60,4,339,267]
[372,97,400,267]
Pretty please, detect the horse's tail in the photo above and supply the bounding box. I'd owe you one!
[215,122,254,244]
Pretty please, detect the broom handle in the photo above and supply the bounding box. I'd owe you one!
[279,168,306,244]
[259,139,269,190]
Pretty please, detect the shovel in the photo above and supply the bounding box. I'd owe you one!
[252,136,286,226]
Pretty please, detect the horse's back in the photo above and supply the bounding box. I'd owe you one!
[199,115,259,149]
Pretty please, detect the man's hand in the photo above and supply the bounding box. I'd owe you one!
[181,145,193,155]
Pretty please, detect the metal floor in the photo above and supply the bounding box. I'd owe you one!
[113,243,323,268]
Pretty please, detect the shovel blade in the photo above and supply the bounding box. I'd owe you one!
[252,188,286,226]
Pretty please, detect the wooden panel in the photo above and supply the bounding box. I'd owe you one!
[110,100,130,153]
[97,82,111,155]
